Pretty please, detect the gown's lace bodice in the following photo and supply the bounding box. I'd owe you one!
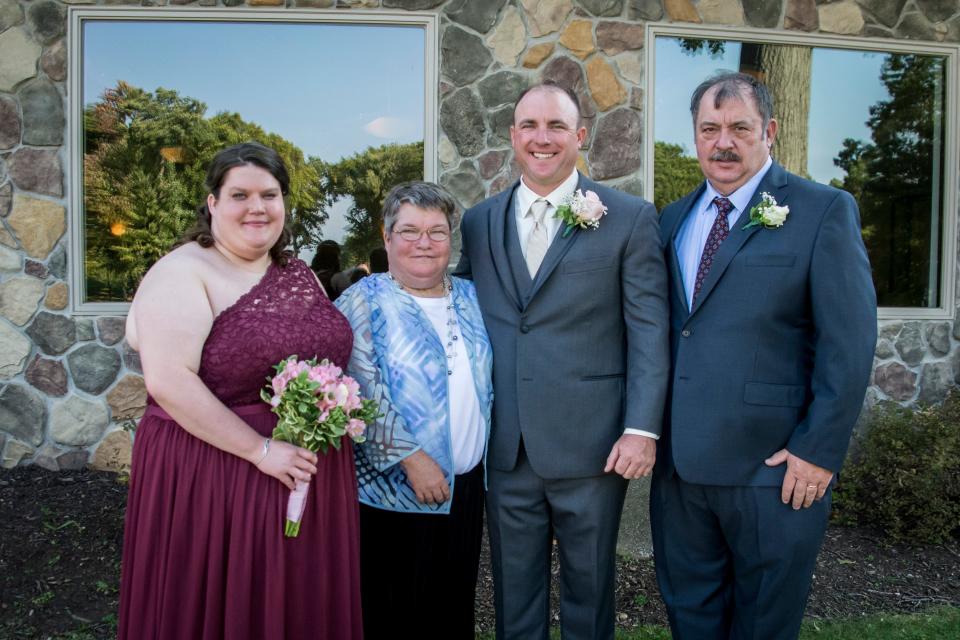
[197,258,354,406]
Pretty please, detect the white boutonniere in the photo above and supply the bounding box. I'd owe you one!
[743,192,789,230]
[554,189,608,238]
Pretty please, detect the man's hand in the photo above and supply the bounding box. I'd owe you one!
[401,450,450,504]
[604,434,656,479]
[765,448,834,510]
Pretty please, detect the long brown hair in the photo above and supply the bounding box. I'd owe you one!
[177,142,293,266]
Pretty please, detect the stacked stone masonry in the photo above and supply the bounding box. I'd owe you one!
[2,0,960,472]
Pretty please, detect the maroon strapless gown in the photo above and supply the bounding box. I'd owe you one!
[118,259,362,639]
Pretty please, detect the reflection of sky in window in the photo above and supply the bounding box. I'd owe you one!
[654,38,888,184]
[84,20,425,246]
[83,21,425,163]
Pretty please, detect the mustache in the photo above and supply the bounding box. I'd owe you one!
[710,150,742,162]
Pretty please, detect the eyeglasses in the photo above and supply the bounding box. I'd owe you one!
[392,228,450,243]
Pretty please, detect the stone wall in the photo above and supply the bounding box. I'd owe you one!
[1,0,959,485]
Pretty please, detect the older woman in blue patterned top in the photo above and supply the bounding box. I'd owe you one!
[335,181,493,640]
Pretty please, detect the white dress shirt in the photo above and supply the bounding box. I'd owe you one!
[513,170,578,259]
[675,156,773,310]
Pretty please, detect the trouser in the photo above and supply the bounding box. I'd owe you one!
[359,463,484,640]
[486,445,628,640]
[651,472,830,640]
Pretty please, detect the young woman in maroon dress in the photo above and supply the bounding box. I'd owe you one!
[118,143,363,639]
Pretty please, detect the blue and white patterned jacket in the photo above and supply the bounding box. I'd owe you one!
[335,273,493,514]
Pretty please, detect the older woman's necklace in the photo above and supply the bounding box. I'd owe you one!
[387,272,460,376]
[386,271,447,297]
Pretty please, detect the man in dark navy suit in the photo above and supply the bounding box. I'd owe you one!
[653,72,877,640]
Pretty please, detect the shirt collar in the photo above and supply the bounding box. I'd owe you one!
[517,169,579,217]
[701,156,773,215]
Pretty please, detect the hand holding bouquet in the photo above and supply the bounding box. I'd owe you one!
[261,356,379,536]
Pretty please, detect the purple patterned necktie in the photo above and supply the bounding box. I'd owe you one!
[693,196,733,303]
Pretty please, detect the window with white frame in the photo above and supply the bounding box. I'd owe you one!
[69,8,437,313]
[646,24,958,319]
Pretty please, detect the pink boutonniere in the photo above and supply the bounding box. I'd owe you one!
[554,189,608,238]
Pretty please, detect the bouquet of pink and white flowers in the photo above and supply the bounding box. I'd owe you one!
[261,356,379,537]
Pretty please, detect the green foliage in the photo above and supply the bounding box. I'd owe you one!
[93,580,116,596]
[800,607,960,640]
[83,82,325,301]
[612,629,672,640]
[543,608,960,639]
[834,394,960,544]
[83,83,207,301]
[517,628,671,640]
[312,141,424,265]
[653,142,703,211]
[678,38,727,58]
[833,54,945,307]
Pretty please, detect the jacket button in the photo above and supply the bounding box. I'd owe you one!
[681,329,691,337]
[520,324,530,333]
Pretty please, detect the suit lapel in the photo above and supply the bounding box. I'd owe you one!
[689,163,790,316]
[486,183,523,311]
[664,184,706,314]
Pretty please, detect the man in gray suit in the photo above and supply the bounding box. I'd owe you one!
[653,72,877,639]
[456,81,669,639]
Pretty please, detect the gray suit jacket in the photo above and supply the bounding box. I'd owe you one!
[658,162,877,486]
[456,174,669,479]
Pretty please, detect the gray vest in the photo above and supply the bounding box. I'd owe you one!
[505,195,535,307]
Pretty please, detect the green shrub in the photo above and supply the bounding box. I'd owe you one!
[833,393,960,544]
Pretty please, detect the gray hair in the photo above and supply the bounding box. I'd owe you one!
[382,181,458,233]
[690,72,774,130]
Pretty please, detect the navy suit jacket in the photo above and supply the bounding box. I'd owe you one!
[456,174,669,479]
[658,162,877,486]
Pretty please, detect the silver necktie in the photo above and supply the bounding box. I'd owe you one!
[525,199,550,277]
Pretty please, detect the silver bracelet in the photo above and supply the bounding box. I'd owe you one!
[254,438,271,466]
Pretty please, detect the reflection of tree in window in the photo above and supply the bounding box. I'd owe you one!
[833,55,945,308]
[83,82,325,302]
[312,141,424,267]
[654,142,702,211]
[743,43,811,179]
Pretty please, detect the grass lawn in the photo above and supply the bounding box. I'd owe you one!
[5,468,956,639]
[798,606,960,639]
[475,606,960,640]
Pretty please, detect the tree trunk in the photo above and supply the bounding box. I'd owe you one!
[757,44,812,178]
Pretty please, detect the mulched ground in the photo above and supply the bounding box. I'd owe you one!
[1,467,958,639]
